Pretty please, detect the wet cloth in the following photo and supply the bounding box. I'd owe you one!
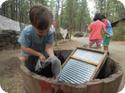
[35,56,61,77]
[25,55,61,78]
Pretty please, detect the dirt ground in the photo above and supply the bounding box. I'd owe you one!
[0,37,125,93]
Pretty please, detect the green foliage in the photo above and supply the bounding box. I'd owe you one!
[0,0,125,41]
[60,0,91,31]
[95,0,125,41]
[95,0,125,22]
[0,0,49,24]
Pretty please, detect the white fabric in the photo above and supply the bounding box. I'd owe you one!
[50,25,55,33]
[60,28,68,40]
[0,85,7,93]
[118,86,125,93]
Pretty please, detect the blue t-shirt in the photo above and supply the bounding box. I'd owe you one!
[18,25,54,57]
[106,20,113,36]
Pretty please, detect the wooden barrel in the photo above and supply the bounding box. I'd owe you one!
[20,50,123,93]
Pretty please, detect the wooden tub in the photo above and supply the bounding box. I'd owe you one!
[20,50,123,93]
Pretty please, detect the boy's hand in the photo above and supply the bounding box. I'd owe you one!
[39,54,46,62]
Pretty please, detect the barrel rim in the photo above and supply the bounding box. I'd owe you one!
[20,57,123,88]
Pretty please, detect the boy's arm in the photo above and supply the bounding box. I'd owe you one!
[21,46,46,61]
[102,24,110,35]
[87,24,91,33]
[45,43,54,57]
[18,28,46,61]
[45,30,55,57]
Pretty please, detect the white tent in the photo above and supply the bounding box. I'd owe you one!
[0,15,20,31]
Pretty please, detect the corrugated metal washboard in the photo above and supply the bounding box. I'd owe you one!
[57,47,107,85]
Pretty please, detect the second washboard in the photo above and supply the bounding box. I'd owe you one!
[57,47,107,85]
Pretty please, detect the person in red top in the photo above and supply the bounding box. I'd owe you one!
[88,13,108,49]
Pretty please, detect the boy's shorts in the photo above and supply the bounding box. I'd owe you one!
[103,35,111,46]
[89,39,102,47]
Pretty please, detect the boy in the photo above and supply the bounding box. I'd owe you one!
[18,5,61,77]
[101,15,113,54]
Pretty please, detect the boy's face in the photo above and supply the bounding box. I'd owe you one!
[35,27,49,37]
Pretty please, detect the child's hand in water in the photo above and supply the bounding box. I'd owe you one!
[39,54,46,62]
